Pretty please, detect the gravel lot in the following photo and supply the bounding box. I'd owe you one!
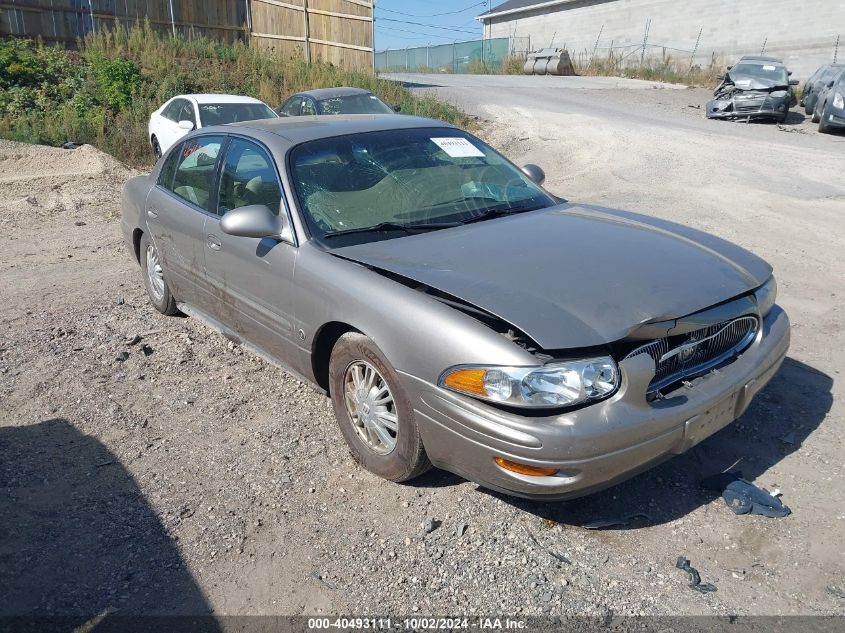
[1,76,844,622]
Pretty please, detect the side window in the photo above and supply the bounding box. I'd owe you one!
[156,142,182,187]
[178,101,196,126]
[169,135,225,211]
[162,99,181,121]
[217,138,282,216]
[300,98,316,116]
[282,96,302,117]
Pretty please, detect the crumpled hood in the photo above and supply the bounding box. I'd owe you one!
[725,74,787,92]
[332,204,772,350]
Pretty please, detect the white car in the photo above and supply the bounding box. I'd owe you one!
[148,94,278,160]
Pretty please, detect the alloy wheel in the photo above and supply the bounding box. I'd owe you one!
[343,360,398,455]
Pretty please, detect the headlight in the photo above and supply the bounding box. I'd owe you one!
[439,357,619,409]
[834,92,844,110]
[755,276,777,317]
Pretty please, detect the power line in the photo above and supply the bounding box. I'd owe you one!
[377,25,458,41]
[376,1,487,18]
[376,17,480,36]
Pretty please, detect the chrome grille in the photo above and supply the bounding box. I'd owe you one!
[624,315,759,392]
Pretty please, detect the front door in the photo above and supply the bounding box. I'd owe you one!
[145,135,224,309]
[203,137,299,363]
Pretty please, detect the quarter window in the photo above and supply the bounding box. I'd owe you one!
[217,138,282,216]
[162,99,183,121]
[169,135,225,211]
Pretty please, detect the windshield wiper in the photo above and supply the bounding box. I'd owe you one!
[459,202,545,225]
[323,221,460,239]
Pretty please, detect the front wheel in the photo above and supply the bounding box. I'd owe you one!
[140,233,178,315]
[328,333,431,482]
[818,104,832,133]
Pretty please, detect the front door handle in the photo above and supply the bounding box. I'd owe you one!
[206,235,222,251]
[147,207,159,219]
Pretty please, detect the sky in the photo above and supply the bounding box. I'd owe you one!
[373,1,494,51]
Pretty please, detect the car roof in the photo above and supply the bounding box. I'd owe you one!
[178,94,268,105]
[294,87,374,100]
[203,114,456,145]
[737,55,784,65]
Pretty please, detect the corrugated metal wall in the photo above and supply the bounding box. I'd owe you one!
[0,0,374,71]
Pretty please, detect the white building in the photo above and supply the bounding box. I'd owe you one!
[477,0,845,78]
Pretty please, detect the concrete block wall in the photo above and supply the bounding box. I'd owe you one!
[485,0,845,79]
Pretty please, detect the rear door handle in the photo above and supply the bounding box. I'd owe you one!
[147,207,159,219]
[207,235,222,251]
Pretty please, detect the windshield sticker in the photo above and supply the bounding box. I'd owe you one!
[431,137,485,158]
[763,65,776,71]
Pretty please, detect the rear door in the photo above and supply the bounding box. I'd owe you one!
[203,136,299,362]
[145,135,225,311]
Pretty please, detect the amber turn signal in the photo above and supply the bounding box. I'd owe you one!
[494,456,559,477]
[442,368,488,396]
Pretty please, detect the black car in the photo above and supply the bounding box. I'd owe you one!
[802,64,844,114]
[277,87,399,117]
[706,56,798,123]
[811,67,845,133]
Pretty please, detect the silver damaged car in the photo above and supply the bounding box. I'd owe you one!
[121,115,790,500]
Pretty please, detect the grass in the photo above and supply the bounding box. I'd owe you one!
[0,23,474,167]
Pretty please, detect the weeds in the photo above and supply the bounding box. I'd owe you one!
[0,24,473,167]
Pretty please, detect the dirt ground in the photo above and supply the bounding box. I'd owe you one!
[1,79,844,622]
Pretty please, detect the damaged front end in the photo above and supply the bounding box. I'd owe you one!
[706,78,791,122]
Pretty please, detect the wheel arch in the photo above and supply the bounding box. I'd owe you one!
[311,321,361,395]
[132,228,144,263]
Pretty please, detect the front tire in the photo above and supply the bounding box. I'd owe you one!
[818,103,832,133]
[328,333,431,482]
[140,233,178,315]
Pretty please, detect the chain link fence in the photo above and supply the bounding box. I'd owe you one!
[375,38,510,74]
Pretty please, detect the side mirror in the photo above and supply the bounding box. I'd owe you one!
[220,204,294,243]
[789,79,799,86]
[828,80,835,88]
[788,70,793,76]
[392,104,402,112]
[178,120,195,131]
[726,65,733,71]
[521,164,545,186]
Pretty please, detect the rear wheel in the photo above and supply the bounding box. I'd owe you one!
[151,136,162,161]
[328,332,431,482]
[140,233,178,315]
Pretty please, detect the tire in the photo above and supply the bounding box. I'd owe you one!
[328,332,431,482]
[817,101,832,133]
[151,136,162,161]
[139,232,178,315]
[812,104,821,124]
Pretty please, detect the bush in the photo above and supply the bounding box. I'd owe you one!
[0,24,474,167]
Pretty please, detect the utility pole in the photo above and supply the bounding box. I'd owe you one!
[303,0,311,64]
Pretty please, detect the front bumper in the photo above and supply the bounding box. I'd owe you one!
[406,306,790,500]
[823,109,845,129]
[706,97,789,120]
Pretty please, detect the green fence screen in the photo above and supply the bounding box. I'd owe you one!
[375,38,510,73]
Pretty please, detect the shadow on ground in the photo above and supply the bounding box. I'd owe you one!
[0,419,220,629]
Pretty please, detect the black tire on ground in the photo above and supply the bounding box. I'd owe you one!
[151,136,162,161]
[812,105,821,124]
[328,332,432,482]
[818,103,831,133]
[139,232,178,315]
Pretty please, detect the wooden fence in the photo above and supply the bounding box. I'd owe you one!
[0,0,374,71]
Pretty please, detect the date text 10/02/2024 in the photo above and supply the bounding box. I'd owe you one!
[307,618,528,630]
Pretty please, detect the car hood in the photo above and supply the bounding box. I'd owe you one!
[332,203,772,350]
[725,74,788,92]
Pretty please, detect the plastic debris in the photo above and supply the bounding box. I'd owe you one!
[675,556,717,593]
